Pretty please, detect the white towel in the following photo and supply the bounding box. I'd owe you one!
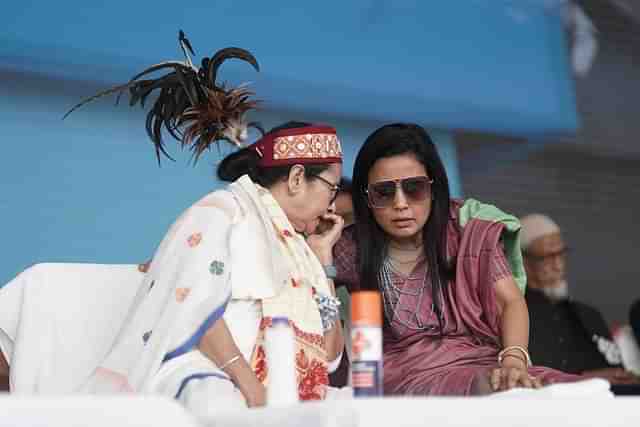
[489,378,613,398]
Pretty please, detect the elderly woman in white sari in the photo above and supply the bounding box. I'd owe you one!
[82,121,347,412]
[0,122,347,415]
[0,36,347,416]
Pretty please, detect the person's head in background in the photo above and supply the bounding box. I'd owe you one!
[333,178,354,227]
[520,214,569,301]
[314,178,353,235]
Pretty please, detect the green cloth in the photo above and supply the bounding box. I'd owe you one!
[458,198,527,293]
[336,286,351,323]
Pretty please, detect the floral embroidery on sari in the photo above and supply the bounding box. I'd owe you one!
[93,367,134,392]
[187,232,202,247]
[253,345,268,383]
[296,348,328,401]
[251,316,328,401]
[175,288,191,302]
[209,260,225,275]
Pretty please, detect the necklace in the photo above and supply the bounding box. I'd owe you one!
[388,253,425,265]
[388,242,423,252]
[379,257,444,331]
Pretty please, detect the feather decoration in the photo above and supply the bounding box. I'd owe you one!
[64,30,261,164]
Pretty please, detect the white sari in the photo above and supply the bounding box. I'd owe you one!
[1,175,344,416]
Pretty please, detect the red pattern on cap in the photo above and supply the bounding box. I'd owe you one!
[249,125,342,167]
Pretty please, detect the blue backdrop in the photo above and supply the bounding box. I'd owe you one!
[0,0,574,285]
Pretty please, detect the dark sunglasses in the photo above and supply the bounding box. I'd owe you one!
[366,176,434,208]
[312,175,341,204]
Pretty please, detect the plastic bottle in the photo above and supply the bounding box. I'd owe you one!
[612,324,640,376]
[350,291,383,397]
[265,316,299,406]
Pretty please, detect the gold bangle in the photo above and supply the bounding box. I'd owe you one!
[498,345,531,367]
[219,355,241,370]
[500,353,527,367]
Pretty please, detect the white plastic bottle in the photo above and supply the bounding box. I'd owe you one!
[265,316,299,406]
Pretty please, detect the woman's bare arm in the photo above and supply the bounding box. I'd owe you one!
[198,318,266,407]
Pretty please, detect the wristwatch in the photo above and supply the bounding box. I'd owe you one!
[323,264,337,280]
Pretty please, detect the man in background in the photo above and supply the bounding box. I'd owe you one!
[520,213,639,389]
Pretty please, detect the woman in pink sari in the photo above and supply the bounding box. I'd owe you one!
[334,123,583,395]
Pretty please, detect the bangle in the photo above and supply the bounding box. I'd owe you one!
[498,345,531,367]
[314,293,341,332]
[219,355,241,370]
[323,264,337,280]
[500,353,527,367]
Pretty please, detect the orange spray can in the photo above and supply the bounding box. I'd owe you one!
[351,290,383,397]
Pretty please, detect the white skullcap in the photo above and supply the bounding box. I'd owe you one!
[519,214,561,251]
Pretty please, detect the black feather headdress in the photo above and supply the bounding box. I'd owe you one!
[64,30,261,164]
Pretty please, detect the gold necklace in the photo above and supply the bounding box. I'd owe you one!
[389,253,424,264]
[388,242,424,252]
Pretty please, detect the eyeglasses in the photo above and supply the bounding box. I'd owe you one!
[366,176,433,208]
[524,247,570,264]
[312,175,341,204]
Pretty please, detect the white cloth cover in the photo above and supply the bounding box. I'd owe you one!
[0,263,143,393]
[0,395,200,427]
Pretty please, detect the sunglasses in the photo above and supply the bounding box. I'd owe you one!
[366,176,434,208]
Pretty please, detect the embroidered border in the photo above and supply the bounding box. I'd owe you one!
[272,134,342,161]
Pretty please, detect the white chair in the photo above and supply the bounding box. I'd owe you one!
[0,263,144,392]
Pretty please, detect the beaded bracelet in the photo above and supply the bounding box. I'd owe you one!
[314,293,341,332]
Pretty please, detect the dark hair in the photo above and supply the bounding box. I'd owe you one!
[352,123,454,332]
[338,177,353,194]
[217,121,330,185]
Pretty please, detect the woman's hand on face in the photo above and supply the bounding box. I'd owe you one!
[306,213,344,265]
[490,359,543,392]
